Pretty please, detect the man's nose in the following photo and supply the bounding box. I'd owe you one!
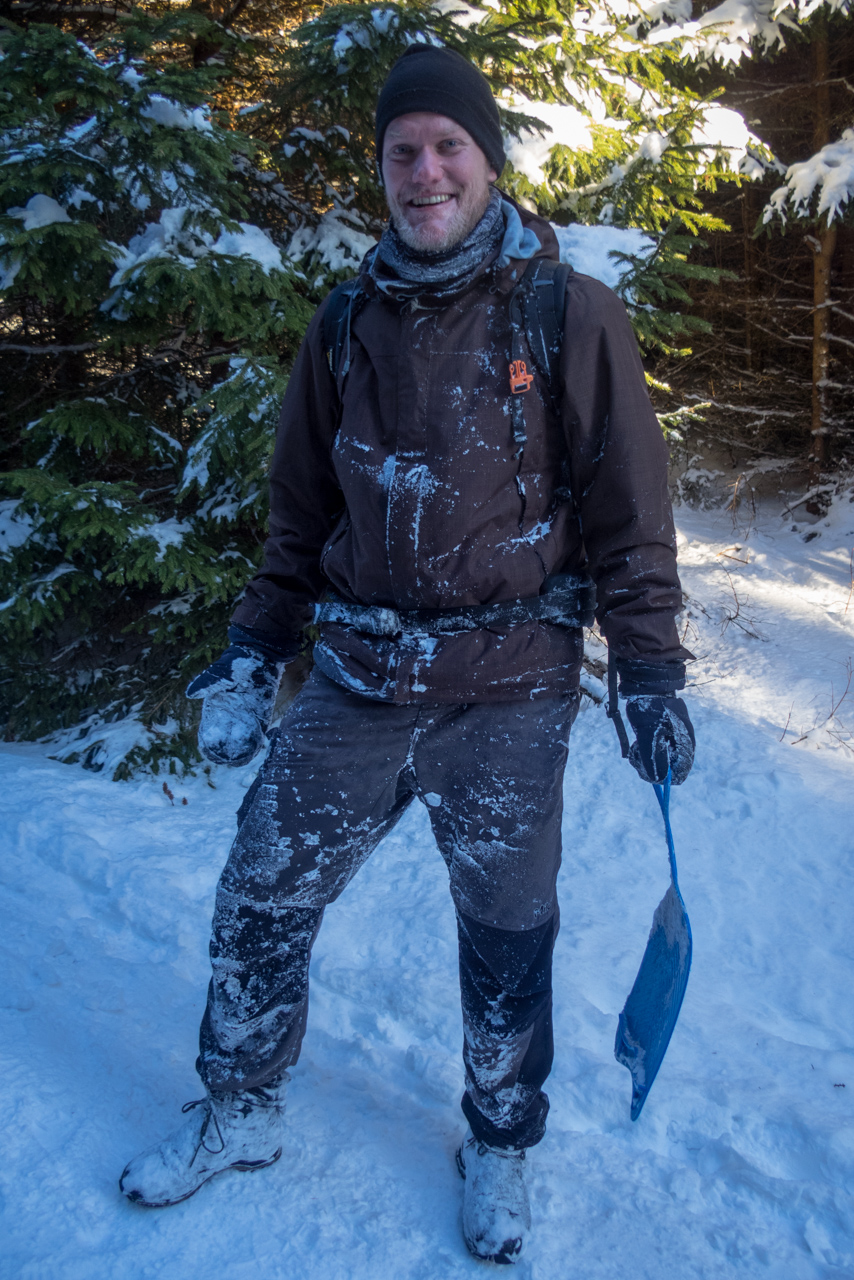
[410,146,444,186]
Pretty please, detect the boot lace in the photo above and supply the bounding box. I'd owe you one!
[182,1077,288,1166]
[471,1137,525,1162]
[182,1097,226,1163]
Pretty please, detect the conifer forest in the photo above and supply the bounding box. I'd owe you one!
[0,0,852,774]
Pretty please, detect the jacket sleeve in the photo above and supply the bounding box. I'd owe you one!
[560,273,690,677]
[229,297,344,655]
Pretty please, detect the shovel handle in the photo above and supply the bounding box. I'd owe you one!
[652,770,679,889]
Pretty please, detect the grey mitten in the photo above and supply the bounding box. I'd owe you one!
[625,694,695,786]
[186,646,284,767]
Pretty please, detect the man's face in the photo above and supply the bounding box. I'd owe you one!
[381,112,497,254]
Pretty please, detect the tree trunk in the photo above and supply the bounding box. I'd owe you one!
[807,12,836,505]
[742,185,757,372]
[809,219,837,492]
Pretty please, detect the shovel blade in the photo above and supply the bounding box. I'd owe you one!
[615,881,692,1121]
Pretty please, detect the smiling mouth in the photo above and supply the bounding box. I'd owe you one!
[409,194,454,207]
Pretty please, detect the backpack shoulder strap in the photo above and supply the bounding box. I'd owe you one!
[321,278,365,383]
[517,257,573,405]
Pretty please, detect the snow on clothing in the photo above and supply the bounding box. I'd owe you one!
[198,669,576,1150]
[231,198,689,703]
[458,1129,531,1264]
[197,197,690,1155]
[625,693,695,785]
[120,1081,286,1208]
[186,645,285,768]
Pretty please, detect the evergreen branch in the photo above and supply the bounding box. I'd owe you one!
[702,400,802,420]
[1,342,98,353]
[725,76,854,103]
[1,1,132,13]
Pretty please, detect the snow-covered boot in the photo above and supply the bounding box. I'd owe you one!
[119,1080,285,1208]
[457,1129,531,1265]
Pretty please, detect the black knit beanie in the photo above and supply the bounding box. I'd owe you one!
[375,45,506,177]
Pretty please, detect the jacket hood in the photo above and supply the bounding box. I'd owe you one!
[490,193,560,291]
[497,194,560,264]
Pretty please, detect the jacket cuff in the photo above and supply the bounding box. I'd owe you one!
[617,657,687,696]
[227,624,300,665]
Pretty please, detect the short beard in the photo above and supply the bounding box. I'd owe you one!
[389,184,492,254]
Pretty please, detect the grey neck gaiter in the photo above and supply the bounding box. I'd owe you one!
[371,187,505,299]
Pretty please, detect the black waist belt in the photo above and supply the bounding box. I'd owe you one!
[314,573,596,639]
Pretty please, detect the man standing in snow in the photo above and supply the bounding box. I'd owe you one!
[120,46,694,1263]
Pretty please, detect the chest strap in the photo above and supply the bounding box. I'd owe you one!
[315,573,596,639]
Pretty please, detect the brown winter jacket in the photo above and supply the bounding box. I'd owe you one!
[231,203,689,703]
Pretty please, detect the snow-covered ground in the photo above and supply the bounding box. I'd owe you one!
[2,500,854,1279]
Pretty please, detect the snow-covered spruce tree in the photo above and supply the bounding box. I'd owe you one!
[0,1,768,776]
[0,13,313,775]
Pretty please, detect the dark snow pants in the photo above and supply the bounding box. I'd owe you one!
[198,669,579,1150]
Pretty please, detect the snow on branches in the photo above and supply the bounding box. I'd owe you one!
[764,129,854,226]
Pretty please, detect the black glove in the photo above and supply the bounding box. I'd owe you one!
[625,695,695,786]
[186,645,284,767]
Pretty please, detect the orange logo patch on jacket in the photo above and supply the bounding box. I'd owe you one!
[509,360,534,394]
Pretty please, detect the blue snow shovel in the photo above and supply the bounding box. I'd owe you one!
[606,662,693,1120]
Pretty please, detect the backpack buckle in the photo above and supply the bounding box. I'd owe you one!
[509,360,534,394]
